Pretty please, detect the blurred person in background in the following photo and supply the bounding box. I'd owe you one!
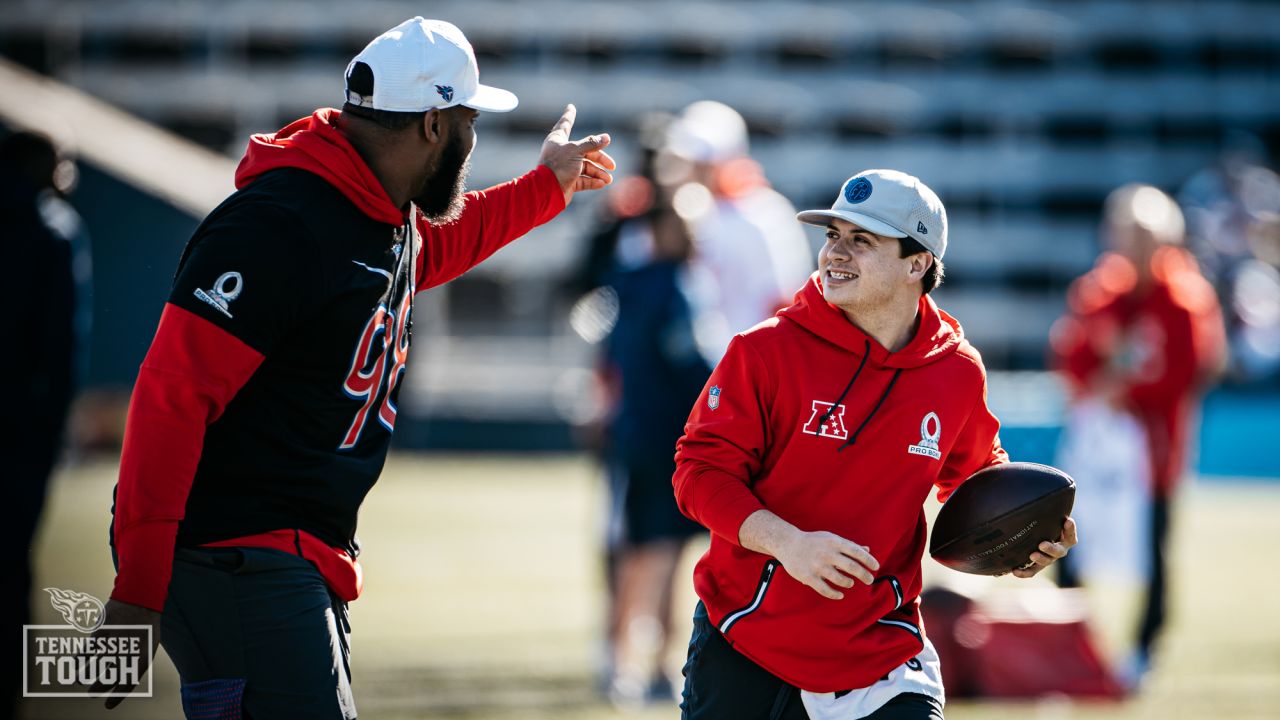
[1051,184,1226,689]
[98,17,614,718]
[587,115,718,707]
[0,129,91,713]
[664,100,814,350]
[1178,137,1280,384]
[674,169,1075,720]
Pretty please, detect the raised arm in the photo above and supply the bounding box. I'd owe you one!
[415,104,615,291]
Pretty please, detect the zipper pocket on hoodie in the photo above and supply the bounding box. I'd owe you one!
[718,560,779,634]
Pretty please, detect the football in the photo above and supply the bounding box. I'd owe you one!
[929,462,1076,576]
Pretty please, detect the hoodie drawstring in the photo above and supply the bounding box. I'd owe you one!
[817,340,870,429]
[839,368,902,452]
[818,340,905,453]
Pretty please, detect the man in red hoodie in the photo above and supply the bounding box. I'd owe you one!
[95,17,614,718]
[674,169,1076,719]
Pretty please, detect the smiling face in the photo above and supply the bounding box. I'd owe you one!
[819,218,929,317]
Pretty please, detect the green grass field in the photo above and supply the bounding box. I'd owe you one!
[19,454,1280,719]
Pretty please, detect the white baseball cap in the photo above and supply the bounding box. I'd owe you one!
[667,101,749,164]
[797,169,948,258]
[344,17,517,113]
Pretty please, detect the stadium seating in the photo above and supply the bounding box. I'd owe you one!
[3,0,1277,429]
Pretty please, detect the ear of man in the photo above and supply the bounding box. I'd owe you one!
[420,108,444,144]
[898,236,944,294]
[909,251,934,278]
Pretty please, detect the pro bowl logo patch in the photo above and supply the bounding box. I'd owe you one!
[193,271,243,319]
[435,84,454,102]
[708,385,722,410]
[907,411,942,460]
[844,177,873,204]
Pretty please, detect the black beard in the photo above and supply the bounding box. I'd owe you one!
[414,128,470,224]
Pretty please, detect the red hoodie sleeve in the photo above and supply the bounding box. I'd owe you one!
[935,365,1008,502]
[673,337,773,545]
[111,305,263,611]
[415,165,564,292]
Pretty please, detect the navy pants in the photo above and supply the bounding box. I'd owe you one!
[680,603,943,720]
[162,546,356,719]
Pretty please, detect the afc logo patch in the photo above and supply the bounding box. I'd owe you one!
[802,401,848,441]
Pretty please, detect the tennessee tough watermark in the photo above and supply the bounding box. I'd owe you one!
[22,588,153,698]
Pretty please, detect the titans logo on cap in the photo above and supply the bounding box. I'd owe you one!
[435,85,454,102]
[844,177,873,204]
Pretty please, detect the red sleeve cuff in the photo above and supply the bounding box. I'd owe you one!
[111,520,180,612]
[678,467,766,546]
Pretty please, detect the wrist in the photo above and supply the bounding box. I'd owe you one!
[739,509,802,561]
[774,522,806,564]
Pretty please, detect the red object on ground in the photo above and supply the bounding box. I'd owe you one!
[922,586,1125,699]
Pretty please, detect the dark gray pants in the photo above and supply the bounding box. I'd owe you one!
[163,546,356,719]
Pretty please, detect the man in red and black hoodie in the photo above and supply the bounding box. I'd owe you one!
[674,170,1076,720]
[98,17,615,718]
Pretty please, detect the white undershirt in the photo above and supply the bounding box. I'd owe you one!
[799,637,945,720]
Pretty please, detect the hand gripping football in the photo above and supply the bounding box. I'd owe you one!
[929,462,1075,576]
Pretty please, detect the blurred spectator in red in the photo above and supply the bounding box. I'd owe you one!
[1050,184,1226,688]
[1,129,92,713]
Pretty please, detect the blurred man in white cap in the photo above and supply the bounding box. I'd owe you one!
[99,17,614,718]
[666,101,814,350]
[673,170,1075,719]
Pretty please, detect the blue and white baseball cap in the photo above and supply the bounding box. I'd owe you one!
[345,17,517,113]
[796,169,948,258]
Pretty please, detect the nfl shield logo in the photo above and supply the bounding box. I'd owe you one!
[708,386,721,410]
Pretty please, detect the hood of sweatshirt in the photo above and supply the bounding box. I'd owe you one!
[234,108,404,226]
[777,272,964,369]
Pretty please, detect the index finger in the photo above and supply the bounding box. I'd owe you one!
[546,104,577,142]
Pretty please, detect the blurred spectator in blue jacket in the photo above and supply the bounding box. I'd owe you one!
[572,114,717,707]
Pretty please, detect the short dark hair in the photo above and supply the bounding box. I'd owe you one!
[340,102,425,132]
[342,61,425,131]
[899,236,944,294]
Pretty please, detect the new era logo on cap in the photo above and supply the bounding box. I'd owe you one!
[344,17,517,114]
[795,169,948,258]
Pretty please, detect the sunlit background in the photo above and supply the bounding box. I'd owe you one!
[5,1,1279,718]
